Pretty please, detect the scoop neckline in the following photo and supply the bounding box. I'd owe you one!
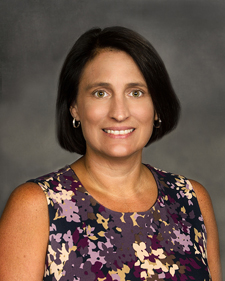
[67,164,161,215]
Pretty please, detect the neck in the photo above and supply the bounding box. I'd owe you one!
[72,149,148,198]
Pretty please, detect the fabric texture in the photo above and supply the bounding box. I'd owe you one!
[29,164,211,281]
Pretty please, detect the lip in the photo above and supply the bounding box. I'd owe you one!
[103,126,135,131]
[102,127,135,138]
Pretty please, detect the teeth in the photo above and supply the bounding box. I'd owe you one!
[104,129,134,135]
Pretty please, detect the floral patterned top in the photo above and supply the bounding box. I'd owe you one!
[29,164,211,281]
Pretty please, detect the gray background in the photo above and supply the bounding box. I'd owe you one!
[1,0,224,274]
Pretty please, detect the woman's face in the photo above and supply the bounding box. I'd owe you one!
[70,50,156,159]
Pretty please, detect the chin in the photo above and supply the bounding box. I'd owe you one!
[102,146,142,159]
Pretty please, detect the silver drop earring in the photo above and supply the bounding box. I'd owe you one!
[73,118,81,128]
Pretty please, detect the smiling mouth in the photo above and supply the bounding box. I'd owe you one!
[103,129,135,135]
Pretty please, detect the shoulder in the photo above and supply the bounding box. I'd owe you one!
[149,165,194,195]
[188,179,216,233]
[0,182,49,236]
[150,166,216,221]
[2,182,48,215]
[188,179,213,218]
[28,165,75,189]
[0,182,49,279]
[189,180,222,280]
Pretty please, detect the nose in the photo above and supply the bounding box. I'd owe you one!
[109,95,130,122]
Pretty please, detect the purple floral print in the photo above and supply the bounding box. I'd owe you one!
[29,165,211,280]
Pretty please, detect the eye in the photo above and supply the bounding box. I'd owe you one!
[94,90,108,98]
[129,90,143,97]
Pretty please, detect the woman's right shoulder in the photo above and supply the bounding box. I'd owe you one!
[3,181,47,214]
[0,181,49,237]
[0,182,49,279]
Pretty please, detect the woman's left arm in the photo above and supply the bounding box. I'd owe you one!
[190,180,222,281]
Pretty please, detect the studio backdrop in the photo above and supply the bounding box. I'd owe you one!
[1,0,224,271]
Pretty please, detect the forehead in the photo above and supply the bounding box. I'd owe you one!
[79,49,146,87]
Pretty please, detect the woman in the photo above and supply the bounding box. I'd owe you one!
[0,27,221,280]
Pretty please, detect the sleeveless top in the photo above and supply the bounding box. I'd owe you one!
[29,164,211,281]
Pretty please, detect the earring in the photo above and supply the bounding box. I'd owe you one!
[154,118,162,129]
[72,118,80,128]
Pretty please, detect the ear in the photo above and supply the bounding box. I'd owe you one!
[154,111,159,121]
[70,104,80,121]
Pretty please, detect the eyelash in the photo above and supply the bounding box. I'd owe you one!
[93,90,108,98]
[129,90,143,97]
[93,89,144,98]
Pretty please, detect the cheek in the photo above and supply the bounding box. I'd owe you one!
[80,103,107,125]
[134,104,155,124]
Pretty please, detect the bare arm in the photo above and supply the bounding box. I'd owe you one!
[0,182,49,281]
[190,180,222,281]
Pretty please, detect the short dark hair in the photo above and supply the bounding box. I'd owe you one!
[56,26,180,155]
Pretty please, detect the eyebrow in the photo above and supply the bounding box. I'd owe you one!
[85,83,111,91]
[84,82,148,91]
